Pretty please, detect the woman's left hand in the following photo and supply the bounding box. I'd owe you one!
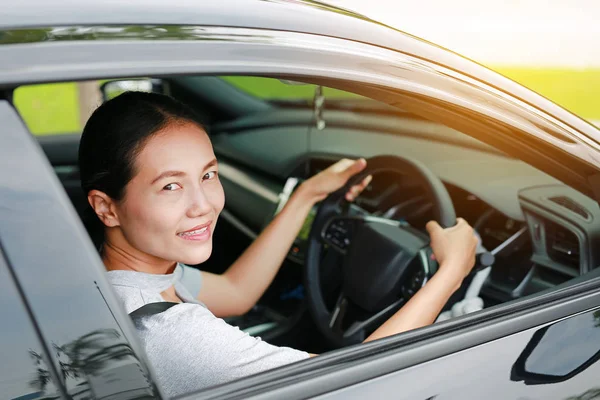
[300,158,372,203]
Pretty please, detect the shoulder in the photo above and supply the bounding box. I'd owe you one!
[107,271,163,313]
[177,264,203,297]
[137,304,309,395]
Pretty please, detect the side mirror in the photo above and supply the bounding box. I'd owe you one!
[511,309,600,385]
[100,79,163,102]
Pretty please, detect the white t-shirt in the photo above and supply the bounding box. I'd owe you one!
[107,264,309,397]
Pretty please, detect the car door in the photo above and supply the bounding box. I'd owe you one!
[0,99,165,399]
[313,303,600,399]
[189,275,600,400]
[3,18,600,400]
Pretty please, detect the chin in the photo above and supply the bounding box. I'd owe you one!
[177,246,213,266]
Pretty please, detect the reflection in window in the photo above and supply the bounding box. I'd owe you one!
[30,329,153,399]
[0,257,60,400]
[525,310,600,376]
[0,255,155,400]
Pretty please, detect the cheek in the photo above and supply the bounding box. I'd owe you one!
[207,180,225,215]
[120,194,181,235]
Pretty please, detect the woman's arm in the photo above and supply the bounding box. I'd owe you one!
[307,218,475,355]
[199,159,371,318]
[365,218,477,342]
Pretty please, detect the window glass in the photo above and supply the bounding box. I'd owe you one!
[0,252,63,400]
[494,67,600,126]
[1,99,158,399]
[13,77,366,136]
[13,81,101,136]
[222,76,363,100]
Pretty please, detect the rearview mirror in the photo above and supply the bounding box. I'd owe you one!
[100,78,163,102]
[511,309,600,385]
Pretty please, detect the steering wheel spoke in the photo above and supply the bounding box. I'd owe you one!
[321,215,405,254]
[328,293,348,331]
[328,292,404,342]
[343,298,404,339]
[321,217,357,254]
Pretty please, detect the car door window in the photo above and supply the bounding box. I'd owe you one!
[0,99,160,399]
[13,81,101,136]
[0,250,64,400]
[221,76,362,100]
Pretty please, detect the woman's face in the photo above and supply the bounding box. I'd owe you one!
[114,122,225,265]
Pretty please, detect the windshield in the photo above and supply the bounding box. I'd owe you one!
[219,76,399,113]
[221,76,362,100]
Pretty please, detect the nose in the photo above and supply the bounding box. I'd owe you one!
[186,185,212,218]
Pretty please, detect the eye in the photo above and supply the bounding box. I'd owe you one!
[163,183,182,191]
[203,171,218,181]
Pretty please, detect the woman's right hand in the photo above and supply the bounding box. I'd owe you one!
[365,217,478,342]
[425,218,478,288]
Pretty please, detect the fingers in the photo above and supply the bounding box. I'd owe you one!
[332,157,366,175]
[331,158,368,202]
[428,218,470,235]
[330,158,357,173]
[425,220,443,236]
[346,175,372,201]
[357,174,372,192]
[346,158,367,177]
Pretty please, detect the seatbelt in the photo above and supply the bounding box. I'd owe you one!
[129,302,178,323]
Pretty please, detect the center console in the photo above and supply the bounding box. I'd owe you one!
[271,177,318,264]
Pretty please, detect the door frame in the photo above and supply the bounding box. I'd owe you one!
[3,25,600,399]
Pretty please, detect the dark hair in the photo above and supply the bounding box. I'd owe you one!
[78,91,204,245]
[79,91,203,201]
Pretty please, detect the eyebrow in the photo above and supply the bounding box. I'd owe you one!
[204,158,218,170]
[150,158,218,185]
[150,170,186,185]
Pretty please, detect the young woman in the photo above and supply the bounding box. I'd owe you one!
[80,91,477,397]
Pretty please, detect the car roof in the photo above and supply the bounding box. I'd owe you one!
[0,0,383,35]
[0,0,500,73]
[2,0,600,143]
[0,1,461,81]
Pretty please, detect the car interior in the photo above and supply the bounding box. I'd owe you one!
[20,74,600,354]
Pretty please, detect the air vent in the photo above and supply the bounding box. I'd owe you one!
[545,222,580,270]
[548,196,589,219]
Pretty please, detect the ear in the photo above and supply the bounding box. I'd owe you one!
[87,190,121,227]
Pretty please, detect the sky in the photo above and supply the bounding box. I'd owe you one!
[328,0,600,67]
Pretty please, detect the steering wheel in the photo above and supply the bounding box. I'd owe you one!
[304,155,457,347]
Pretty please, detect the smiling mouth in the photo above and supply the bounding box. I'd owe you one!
[177,226,209,237]
[177,221,213,240]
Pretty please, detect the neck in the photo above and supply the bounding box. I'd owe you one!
[102,227,176,275]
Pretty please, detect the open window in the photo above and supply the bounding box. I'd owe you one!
[16,74,600,355]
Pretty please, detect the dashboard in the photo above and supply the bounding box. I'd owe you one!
[208,99,600,307]
[219,154,600,306]
[281,157,527,259]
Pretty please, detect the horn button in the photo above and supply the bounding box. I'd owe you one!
[342,222,427,313]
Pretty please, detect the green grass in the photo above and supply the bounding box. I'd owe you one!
[222,76,363,99]
[14,69,600,136]
[14,82,80,135]
[493,67,600,122]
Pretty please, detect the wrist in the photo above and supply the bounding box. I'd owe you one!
[295,181,322,206]
[276,183,319,220]
[431,263,465,293]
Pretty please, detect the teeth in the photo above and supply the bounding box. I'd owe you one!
[179,227,208,236]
